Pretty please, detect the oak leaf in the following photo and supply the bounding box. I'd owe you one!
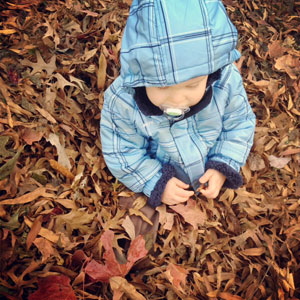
[21,51,57,75]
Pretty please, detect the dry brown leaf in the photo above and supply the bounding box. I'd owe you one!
[171,199,205,229]
[268,40,286,58]
[49,159,75,180]
[165,263,188,294]
[268,155,291,169]
[281,148,300,156]
[156,205,175,231]
[110,276,146,300]
[26,215,43,250]
[122,215,136,240]
[248,153,266,171]
[21,128,44,145]
[33,237,57,262]
[21,51,57,75]
[274,55,300,79]
[97,51,107,90]
[240,247,265,256]
[46,133,71,170]
[0,187,50,205]
[219,292,245,300]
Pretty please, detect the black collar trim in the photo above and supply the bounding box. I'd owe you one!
[134,69,222,119]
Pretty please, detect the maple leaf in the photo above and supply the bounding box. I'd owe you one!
[28,275,76,300]
[171,199,206,229]
[85,230,148,282]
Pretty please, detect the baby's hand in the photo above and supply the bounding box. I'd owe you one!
[162,177,194,206]
[198,169,226,199]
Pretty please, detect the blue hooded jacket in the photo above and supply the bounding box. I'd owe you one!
[100,0,256,207]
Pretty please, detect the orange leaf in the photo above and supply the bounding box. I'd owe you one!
[0,187,49,205]
[165,263,188,293]
[281,148,300,156]
[219,292,245,300]
[240,247,265,256]
[26,215,43,250]
[49,159,75,180]
[33,237,56,262]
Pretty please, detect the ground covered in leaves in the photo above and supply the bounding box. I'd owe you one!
[0,0,299,299]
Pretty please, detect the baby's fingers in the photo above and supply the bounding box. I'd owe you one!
[200,186,219,199]
[175,188,194,199]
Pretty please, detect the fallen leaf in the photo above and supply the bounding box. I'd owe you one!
[85,230,148,282]
[219,292,245,300]
[0,29,17,35]
[268,155,291,169]
[21,51,57,75]
[274,54,300,79]
[26,215,43,250]
[21,128,44,145]
[240,247,265,256]
[281,148,300,156]
[268,40,285,58]
[0,147,23,180]
[49,159,75,180]
[171,199,205,229]
[165,263,188,293]
[110,276,146,300]
[28,275,76,300]
[156,205,175,231]
[54,209,96,235]
[46,133,71,170]
[97,51,107,89]
[122,215,136,240]
[248,153,266,171]
[33,237,56,262]
[0,187,50,205]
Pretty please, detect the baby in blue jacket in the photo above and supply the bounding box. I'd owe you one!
[100,0,255,212]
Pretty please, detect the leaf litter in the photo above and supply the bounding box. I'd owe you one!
[0,0,300,299]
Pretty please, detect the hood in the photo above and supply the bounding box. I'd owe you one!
[120,0,240,88]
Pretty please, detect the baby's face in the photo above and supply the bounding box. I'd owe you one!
[146,75,208,111]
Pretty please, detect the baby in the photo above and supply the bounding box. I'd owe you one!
[100,0,255,235]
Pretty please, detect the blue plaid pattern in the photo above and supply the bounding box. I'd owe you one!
[120,0,240,87]
[100,0,256,196]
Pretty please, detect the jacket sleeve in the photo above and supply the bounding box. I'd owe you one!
[206,64,256,187]
[100,90,165,200]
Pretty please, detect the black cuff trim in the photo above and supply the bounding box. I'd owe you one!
[205,160,243,189]
[148,164,176,208]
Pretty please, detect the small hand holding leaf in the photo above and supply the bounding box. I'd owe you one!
[198,169,226,199]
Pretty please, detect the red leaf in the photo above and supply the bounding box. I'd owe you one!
[28,275,76,300]
[85,230,148,282]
